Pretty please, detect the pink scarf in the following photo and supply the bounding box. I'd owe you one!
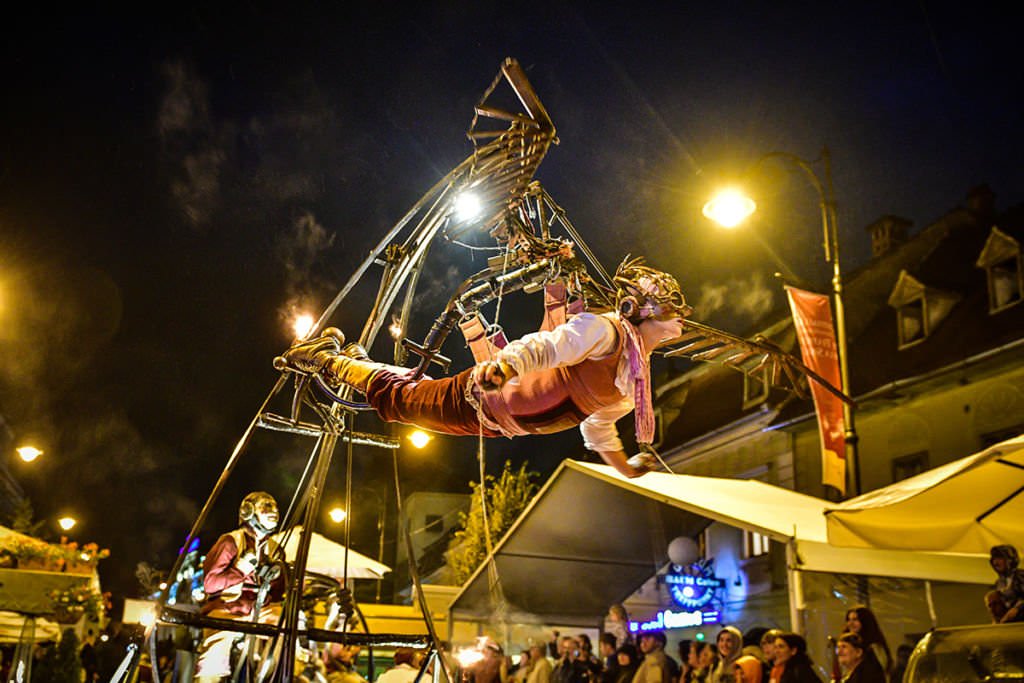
[620,318,654,445]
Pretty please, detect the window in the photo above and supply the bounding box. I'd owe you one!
[987,256,1023,312]
[897,299,926,348]
[980,425,1024,449]
[743,530,770,559]
[888,270,960,350]
[976,227,1023,314]
[892,451,929,482]
[424,514,443,534]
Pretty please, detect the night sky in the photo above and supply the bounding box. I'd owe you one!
[1,3,1020,600]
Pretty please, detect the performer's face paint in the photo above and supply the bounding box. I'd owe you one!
[253,499,279,534]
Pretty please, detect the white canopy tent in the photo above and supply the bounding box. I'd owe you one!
[826,434,1024,554]
[449,460,991,629]
[271,526,391,580]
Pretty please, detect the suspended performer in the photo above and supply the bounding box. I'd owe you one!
[277,257,690,478]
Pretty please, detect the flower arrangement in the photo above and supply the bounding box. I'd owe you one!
[56,538,111,573]
[0,536,65,571]
[47,585,111,623]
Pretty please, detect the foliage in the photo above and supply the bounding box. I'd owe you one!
[33,628,83,683]
[6,498,45,536]
[446,461,539,585]
[55,537,110,570]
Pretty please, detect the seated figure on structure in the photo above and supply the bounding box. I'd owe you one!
[278,257,689,478]
[194,491,286,682]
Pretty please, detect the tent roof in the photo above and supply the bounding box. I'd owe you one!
[271,526,391,580]
[826,434,1024,554]
[449,461,991,625]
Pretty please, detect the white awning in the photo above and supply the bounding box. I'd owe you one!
[826,434,1024,554]
[449,460,990,625]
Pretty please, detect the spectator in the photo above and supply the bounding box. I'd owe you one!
[528,644,553,683]
[686,642,708,683]
[600,634,621,683]
[323,643,366,683]
[889,645,912,683]
[579,634,603,681]
[734,656,763,683]
[843,607,892,679]
[468,639,509,683]
[741,629,768,660]
[553,636,588,683]
[771,633,822,683]
[697,645,719,683]
[988,544,1024,623]
[836,634,884,683]
[633,631,672,683]
[758,630,782,683]
[615,644,640,683]
[377,648,422,683]
[80,628,99,682]
[605,605,634,649]
[677,640,693,683]
[710,627,743,683]
[513,649,534,683]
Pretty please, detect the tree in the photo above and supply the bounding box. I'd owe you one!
[446,461,538,585]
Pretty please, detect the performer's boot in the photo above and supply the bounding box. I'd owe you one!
[321,351,385,393]
[275,328,384,393]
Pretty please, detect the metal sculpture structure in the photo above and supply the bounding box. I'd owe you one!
[125,58,849,683]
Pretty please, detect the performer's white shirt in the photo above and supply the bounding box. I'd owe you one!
[494,312,635,453]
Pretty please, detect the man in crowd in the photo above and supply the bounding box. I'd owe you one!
[194,491,286,682]
[633,632,672,683]
[987,544,1024,623]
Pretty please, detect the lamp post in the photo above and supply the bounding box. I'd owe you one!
[703,146,860,497]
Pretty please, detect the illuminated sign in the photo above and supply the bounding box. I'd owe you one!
[665,564,725,610]
[629,608,722,632]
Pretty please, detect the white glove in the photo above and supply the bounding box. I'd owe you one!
[626,453,657,473]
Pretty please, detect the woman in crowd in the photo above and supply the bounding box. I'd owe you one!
[734,656,763,683]
[685,642,707,683]
[614,643,640,683]
[677,640,693,683]
[771,633,822,683]
[843,606,892,679]
[758,629,782,683]
[836,634,885,683]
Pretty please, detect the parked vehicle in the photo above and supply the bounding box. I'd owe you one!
[904,622,1024,682]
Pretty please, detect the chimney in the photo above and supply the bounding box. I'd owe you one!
[966,184,996,220]
[865,215,912,258]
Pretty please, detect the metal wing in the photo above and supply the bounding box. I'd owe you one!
[663,319,855,406]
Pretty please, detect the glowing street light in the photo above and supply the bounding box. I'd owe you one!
[702,147,860,496]
[292,313,315,340]
[328,507,347,524]
[702,188,756,228]
[16,446,42,463]
[58,516,77,531]
[408,430,432,449]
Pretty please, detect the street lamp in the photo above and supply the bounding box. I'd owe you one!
[702,146,860,497]
[328,507,348,524]
[58,516,77,531]
[16,446,42,463]
[407,430,432,449]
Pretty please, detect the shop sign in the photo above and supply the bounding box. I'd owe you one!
[629,608,722,632]
[664,564,725,610]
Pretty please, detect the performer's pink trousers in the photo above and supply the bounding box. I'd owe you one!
[365,368,501,437]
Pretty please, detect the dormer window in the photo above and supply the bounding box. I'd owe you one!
[887,270,961,350]
[976,227,1023,313]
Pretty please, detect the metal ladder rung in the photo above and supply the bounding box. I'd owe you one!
[257,414,401,449]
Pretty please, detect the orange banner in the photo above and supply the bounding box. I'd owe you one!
[786,286,846,494]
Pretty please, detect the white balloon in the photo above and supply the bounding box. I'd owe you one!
[667,536,699,567]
